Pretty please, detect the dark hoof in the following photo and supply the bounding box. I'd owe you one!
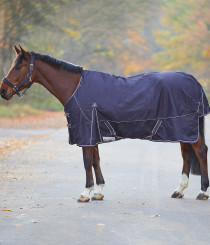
[77,195,90,202]
[91,193,104,201]
[171,191,184,198]
[196,193,209,200]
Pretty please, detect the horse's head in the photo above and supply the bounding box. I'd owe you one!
[1,45,34,100]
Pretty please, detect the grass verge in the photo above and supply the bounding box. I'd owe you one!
[0,104,42,118]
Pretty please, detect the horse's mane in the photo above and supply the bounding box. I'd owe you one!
[30,52,83,73]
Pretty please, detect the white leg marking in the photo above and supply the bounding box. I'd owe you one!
[199,190,208,195]
[175,173,189,194]
[94,184,104,194]
[81,186,94,198]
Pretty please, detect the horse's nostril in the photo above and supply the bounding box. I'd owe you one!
[1,88,6,96]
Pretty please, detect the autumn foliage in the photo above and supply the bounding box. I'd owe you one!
[0,0,209,109]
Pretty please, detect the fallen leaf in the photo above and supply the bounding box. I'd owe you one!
[150,214,160,218]
[2,209,12,212]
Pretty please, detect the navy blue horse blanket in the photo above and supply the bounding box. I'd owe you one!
[64,70,209,147]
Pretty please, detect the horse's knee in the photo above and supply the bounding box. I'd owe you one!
[93,156,100,168]
[83,156,93,170]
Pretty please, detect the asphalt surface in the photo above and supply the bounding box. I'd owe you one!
[1,117,210,245]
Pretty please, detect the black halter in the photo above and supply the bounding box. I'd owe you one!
[3,53,34,97]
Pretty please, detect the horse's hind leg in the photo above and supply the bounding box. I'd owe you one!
[171,143,190,198]
[192,135,209,200]
[92,146,105,201]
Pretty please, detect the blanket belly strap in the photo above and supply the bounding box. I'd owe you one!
[144,119,162,140]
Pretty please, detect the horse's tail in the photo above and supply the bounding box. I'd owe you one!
[188,117,204,175]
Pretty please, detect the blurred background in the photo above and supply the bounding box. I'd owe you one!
[0,0,209,117]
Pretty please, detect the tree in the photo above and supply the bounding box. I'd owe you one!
[0,0,64,75]
[153,0,210,88]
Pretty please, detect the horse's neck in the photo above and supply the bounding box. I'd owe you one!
[34,60,81,106]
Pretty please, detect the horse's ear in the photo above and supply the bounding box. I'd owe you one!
[14,45,20,55]
[19,45,27,59]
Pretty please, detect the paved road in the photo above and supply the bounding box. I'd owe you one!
[1,117,210,245]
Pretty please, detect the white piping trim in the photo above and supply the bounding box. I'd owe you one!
[77,116,204,146]
[104,121,116,136]
[95,107,103,142]
[66,90,203,125]
[153,120,162,135]
[106,121,116,135]
[151,120,159,135]
[104,122,113,135]
[90,106,103,145]
[97,103,200,123]
[201,91,204,115]
[74,96,91,122]
[66,86,209,147]
[151,120,161,135]
[144,119,162,140]
[64,76,83,107]
[90,107,94,145]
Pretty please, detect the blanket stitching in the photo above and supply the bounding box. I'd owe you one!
[74,95,91,122]
[64,76,82,107]
[106,121,116,136]
[97,103,200,123]
[90,108,94,145]
[104,122,113,135]
[95,108,103,143]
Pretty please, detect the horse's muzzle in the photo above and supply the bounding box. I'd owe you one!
[0,88,10,100]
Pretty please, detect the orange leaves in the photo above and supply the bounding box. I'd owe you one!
[150,214,160,218]
[153,0,210,85]
[116,30,153,76]
[63,27,80,39]
[203,46,210,57]
[123,59,153,77]
[127,30,147,45]
[0,139,29,159]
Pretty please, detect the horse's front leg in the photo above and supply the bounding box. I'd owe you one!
[78,147,95,202]
[92,146,105,200]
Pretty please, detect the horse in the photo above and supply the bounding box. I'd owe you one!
[0,45,209,202]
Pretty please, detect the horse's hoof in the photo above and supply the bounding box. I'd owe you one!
[91,193,104,201]
[196,193,209,200]
[77,195,90,202]
[171,191,184,198]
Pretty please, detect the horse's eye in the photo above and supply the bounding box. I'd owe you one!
[15,65,21,70]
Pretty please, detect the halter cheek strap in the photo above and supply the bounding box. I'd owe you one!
[3,54,34,97]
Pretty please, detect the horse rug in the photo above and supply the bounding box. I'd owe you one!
[64,70,209,147]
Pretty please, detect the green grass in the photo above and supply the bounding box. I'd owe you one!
[206,93,210,103]
[0,104,42,118]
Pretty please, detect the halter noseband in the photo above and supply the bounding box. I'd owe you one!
[3,53,34,97]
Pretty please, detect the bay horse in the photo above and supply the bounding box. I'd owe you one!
[0,46,209,201]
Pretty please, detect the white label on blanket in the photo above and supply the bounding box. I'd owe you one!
[103,137,115,142]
